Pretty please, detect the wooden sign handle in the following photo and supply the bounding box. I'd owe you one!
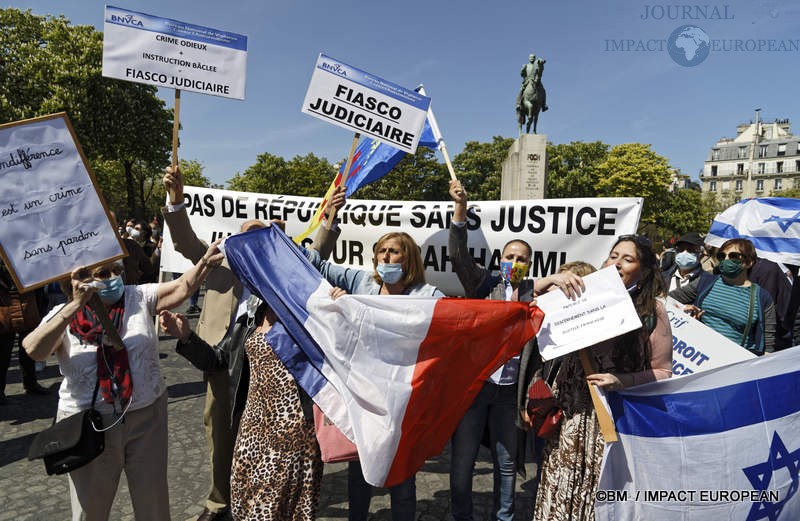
[171,89,181,168]
[328,132,360,225]
[87,294,125,351]
[579,348,618,443]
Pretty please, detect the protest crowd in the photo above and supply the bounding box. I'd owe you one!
[1,7,799,521]
[3,157,796,521]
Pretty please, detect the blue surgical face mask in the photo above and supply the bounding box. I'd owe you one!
[98,275,125,305]
[377,263,404,285]
[675,251,699,270]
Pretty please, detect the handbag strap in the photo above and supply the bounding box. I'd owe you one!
[739,284,756,347]
[49,379,101,427]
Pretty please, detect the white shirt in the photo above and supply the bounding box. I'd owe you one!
[45,284,165,416]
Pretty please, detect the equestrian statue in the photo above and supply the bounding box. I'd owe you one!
[516,54,548,134]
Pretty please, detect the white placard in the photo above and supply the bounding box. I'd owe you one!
[160,186,642,297]
[301,53,430,153]
[536,266,643,360]
[0,114,124,291]
[665,296,756,377]
[102,5,248,100]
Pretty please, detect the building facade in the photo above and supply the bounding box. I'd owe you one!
[700,117,800,200]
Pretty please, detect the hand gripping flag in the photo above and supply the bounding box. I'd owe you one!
[222,226,543,486]
[596,346,800,521]
[706,197,800,265]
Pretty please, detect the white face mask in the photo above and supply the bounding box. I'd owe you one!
[129,229,141,239]
[126,226,134,235]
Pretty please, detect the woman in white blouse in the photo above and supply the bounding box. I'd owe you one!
[24,242,223,521]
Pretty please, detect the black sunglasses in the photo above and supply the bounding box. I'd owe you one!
[716,251,743,262]
[618,234,653,249]
[79,265,124,280]
[675,244,699,253]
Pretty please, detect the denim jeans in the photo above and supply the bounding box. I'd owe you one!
[450,381,518,521]
[348,460,416,521]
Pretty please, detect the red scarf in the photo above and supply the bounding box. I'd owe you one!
[68,298,133,407]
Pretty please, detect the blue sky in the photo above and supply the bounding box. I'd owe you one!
[15,0,800,187]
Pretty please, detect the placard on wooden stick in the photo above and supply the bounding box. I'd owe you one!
[0,113,126,292]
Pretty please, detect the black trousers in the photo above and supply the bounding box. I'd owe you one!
[0,332,37,392]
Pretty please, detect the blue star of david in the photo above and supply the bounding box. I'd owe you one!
[764,210,800,233]
[742,431,800,521]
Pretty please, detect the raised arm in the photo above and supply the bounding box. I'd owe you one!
[156,241,224,312]
[448,180,492,298]
[162,165,207,263]
[23,268,94,361]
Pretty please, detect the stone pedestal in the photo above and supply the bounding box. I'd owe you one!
[500,134,547,199]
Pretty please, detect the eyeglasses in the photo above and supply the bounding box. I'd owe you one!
[618,234,653,249]
[675,244,699,253]
[716,251,743,262]
[79,265,124,280]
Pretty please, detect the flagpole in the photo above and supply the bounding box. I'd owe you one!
[415,85,457,181]
[172,89,181,168]
[328,132,360,225]
[579,348,619,443]
[439,141,458,181]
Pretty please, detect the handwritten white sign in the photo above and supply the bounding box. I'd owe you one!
[665,296,756,377]
[0,114,124,291]
[102,5,248,100]
[535,266,642,360]
[161,186,642,297]
[301,53,430,153]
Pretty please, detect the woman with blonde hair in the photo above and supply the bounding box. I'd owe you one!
[304,231,443,521]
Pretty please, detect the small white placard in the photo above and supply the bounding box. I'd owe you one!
[0,114,124,291]
[536,266,642,360]
[665,296,756,377]
[301,53,430,153]
[102,5,248,100]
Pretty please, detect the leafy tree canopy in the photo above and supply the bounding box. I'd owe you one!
[0,8,173,218]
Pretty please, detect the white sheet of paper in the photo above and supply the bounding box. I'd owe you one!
[536,266,642,360]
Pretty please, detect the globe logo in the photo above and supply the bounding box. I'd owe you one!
[668,25,710,66]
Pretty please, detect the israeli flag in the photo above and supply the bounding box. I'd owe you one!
[706,197,800,265]
[596,347,800,521]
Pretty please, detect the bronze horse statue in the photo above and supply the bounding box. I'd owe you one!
[516,57,548,134]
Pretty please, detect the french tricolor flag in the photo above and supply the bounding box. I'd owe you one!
[223,226,544,486]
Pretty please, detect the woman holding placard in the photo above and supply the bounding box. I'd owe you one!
[533,235,672,521]
[23,243,223,521]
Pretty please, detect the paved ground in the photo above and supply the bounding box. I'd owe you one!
[0,299,540,520]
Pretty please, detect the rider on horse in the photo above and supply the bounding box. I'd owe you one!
[516,54,548,113]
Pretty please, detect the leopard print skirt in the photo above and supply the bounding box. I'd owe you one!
[230,333,323,521]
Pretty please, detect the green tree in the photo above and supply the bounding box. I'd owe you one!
[452,136,514,200]
[354,147,449,201]
[0,8,173,218]
[656,188,714,235]
[773,187,800,198]
[593,143,674,227]
[546,141,609,198]
[228,152,334,196]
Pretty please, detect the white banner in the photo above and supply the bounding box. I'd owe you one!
[536,266,642,360]
[102,5,248,100]
[0,114,124,291]
[665,296,756,376]
[161,186,642,297]
[301,53,430,153]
